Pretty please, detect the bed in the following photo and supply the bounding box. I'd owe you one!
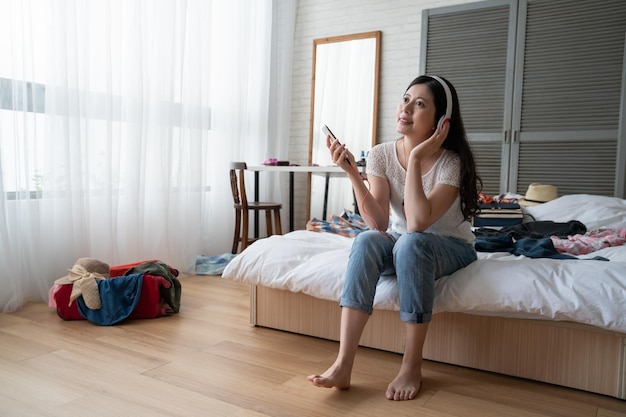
[222,194,626,399]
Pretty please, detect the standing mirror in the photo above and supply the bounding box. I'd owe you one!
[307,31,381,221]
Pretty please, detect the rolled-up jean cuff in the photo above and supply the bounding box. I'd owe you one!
[400,311,432,324]
[339,298,374,315]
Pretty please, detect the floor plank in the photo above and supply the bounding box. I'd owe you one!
[0,274,624,417]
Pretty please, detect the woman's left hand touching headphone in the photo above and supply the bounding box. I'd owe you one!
[410,119,450,162]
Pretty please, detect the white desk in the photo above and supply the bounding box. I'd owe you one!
[246,165,363,233]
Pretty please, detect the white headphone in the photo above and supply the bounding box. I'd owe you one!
[427,75,452,130]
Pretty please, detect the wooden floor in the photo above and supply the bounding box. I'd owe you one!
[1,275,625,417]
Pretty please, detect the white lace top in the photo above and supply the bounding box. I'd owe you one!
[366,140,474,244]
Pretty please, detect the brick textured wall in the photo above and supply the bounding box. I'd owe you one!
[287,0,475,228]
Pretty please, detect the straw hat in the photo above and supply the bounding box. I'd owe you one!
[518,183,558,207]
[54,258,109,309]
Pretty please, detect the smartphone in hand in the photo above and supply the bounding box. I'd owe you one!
[322,125,351,165]
[322,125,339,144]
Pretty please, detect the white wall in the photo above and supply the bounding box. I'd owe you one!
[287,0,477,228]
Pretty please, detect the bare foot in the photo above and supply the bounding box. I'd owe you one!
[385,368,421,401]
[307,362,351,390]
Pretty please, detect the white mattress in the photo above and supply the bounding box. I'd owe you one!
[222,194,626,333]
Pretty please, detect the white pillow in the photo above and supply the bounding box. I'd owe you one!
[523,194,626,230]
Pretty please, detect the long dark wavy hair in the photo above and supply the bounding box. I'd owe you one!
[406,75,482,220]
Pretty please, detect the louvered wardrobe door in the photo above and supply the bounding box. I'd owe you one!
[422,0,626,198]
[421,0,517,196]
[510,0,626,196]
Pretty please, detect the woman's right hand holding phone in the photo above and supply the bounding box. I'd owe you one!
[327,134,355,171]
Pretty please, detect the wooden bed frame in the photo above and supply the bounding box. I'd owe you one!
[250,285,626,399]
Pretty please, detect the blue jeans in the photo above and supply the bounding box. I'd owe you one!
[339,230,477,323]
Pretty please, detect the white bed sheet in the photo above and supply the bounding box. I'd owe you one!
[222,194,626,333]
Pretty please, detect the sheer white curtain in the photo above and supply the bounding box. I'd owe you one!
[0,0,295,312]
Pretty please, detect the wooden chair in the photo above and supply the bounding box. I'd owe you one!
[229,162,282,253]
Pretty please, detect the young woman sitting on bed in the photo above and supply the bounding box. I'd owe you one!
[308,75,482,401]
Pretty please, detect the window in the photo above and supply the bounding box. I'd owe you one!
[0,1,213,199]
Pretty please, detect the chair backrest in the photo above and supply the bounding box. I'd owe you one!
[229,162,248,208]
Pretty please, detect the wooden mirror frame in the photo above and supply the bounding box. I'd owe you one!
[306,31,381,221]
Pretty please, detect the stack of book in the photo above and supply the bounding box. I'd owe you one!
[473,202,524,227]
